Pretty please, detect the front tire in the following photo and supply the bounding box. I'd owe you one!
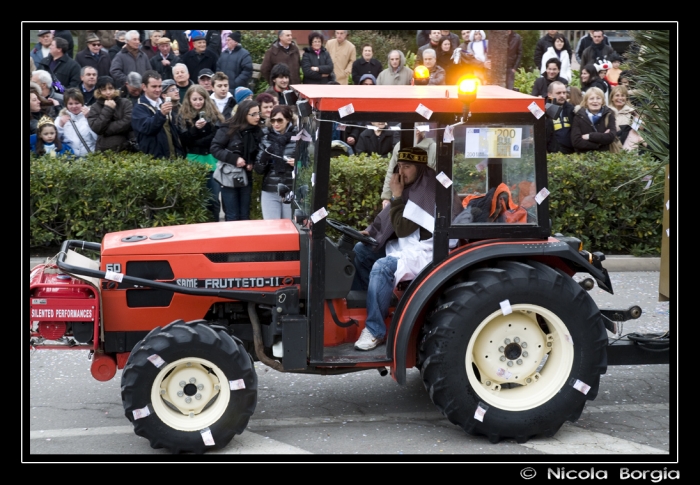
[420,260,607,443]
[121,320,257,453]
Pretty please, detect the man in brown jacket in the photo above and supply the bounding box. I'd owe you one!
[260,30,301,85]
[325,30,355,85]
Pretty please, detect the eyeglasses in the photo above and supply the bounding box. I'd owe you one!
[270,117,285,123]
[248,112,261,117]
[90,43,102,47]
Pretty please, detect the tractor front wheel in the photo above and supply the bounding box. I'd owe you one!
[121,320,257,453]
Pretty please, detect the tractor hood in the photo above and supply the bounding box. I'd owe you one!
[101,219,300,257]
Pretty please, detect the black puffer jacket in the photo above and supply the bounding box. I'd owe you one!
[87,95,133,152]
[254,124,298,192]
[571,105,617,153]
[177,115,218,156]
[301,46,334,84]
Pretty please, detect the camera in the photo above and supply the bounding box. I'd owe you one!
[165,97,171,103]
[545,100,562,119]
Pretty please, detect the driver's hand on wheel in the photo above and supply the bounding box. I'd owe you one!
[360,230,369,236]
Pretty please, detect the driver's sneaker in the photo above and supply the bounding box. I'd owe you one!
[354,328,385,351]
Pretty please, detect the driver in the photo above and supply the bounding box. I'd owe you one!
[352,147,460,351]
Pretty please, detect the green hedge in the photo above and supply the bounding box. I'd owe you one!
[30,150,665,256]
[29,152,212,247]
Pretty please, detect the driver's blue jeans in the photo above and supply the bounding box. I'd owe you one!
[352,242,396,340]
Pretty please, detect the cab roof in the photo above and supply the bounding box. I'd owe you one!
[292,84,544,115]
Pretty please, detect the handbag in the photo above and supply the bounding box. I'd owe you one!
[69,118,93,154]
[212,160,248,188]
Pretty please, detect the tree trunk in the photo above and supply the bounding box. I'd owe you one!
[488,30,509,87]
[75,30,87,53]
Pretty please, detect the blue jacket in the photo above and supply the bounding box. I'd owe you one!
[30,42,46,66]
[131,95,185,159]
[30,134,74,156]
[216,44,253,92]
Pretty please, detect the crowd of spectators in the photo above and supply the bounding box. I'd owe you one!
[30,28,637,221]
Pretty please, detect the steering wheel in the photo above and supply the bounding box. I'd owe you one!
[326,218,378,246]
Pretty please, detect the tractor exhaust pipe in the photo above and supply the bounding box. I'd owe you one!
[247,302,284,371]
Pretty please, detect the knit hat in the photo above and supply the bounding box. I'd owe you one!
[397,147,428,164]
[96,76,115,90]
[190,30,206,42]
[230,31,242,43]
[234,86,253,104]
[359,73,377,85]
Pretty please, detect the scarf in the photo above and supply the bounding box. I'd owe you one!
[366,168,437,250]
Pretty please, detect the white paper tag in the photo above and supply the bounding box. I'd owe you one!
[499,299,512,315]
[338,103,355,118]
[435,171,453,188]
[443,125,454,143]
[573,379,591,395]
[496,367,513,379]
[200,428,215,446]
[535,187,550,204]
[132,405,151,420]
[528,101,545,119]
[310,207,329,223]
[474,405,487,422]
[104,270,124,283]
[291,129,312,141]
[666,228,670,237]
[365,124,375,130]
[337,123,346,131]
[147,354,166,368]
[631,117,642,131]
[416,103,433,119]
[416,124,430,132]
[389,125,400,130]
[229,379,246,390]
[666,200,670,210]
[644,179,652,190]
[476,159,487,172]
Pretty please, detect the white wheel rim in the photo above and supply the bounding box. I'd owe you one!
[150,357,230,431]
[466,304,575,411]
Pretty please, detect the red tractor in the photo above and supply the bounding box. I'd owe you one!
[29,81,666,453]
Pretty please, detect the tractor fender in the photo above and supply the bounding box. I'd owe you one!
[388,237,613,385]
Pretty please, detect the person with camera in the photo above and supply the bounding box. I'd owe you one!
[130,70,185,159]
[210,99,263,221]
[544,81,575,154]
[254,104,298,220]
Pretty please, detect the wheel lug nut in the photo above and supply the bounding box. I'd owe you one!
[547,342,552,347]
[195,393,202,400]
[500,355,506,362]
[160,389,166,395]
[185,397,192,403]
[522,351,528,357]
[214,384,221,391]
[485,381,491,386]
[522,342,528,348]
[507,360,514,367]
[526,378,532,383]
[504,338,511,344]
[498,346,505,353]
[197,383,204,391]
[179,381,186,388]
[189,377,196,384]
[514,337,520,343]
[516,359,523,365]
[177,390,184,397]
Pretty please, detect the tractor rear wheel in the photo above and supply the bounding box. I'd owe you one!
[121,320,257,453]
[420,260,607,443]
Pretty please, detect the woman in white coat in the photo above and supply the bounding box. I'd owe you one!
[55,88,98,157]
[540,32,571,83]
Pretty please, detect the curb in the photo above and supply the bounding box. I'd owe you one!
[29,256,661,273]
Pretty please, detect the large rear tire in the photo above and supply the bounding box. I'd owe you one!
[121,320,257,453]
[420,260,607,443]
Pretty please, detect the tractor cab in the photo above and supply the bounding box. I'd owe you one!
[284,82,554,370]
